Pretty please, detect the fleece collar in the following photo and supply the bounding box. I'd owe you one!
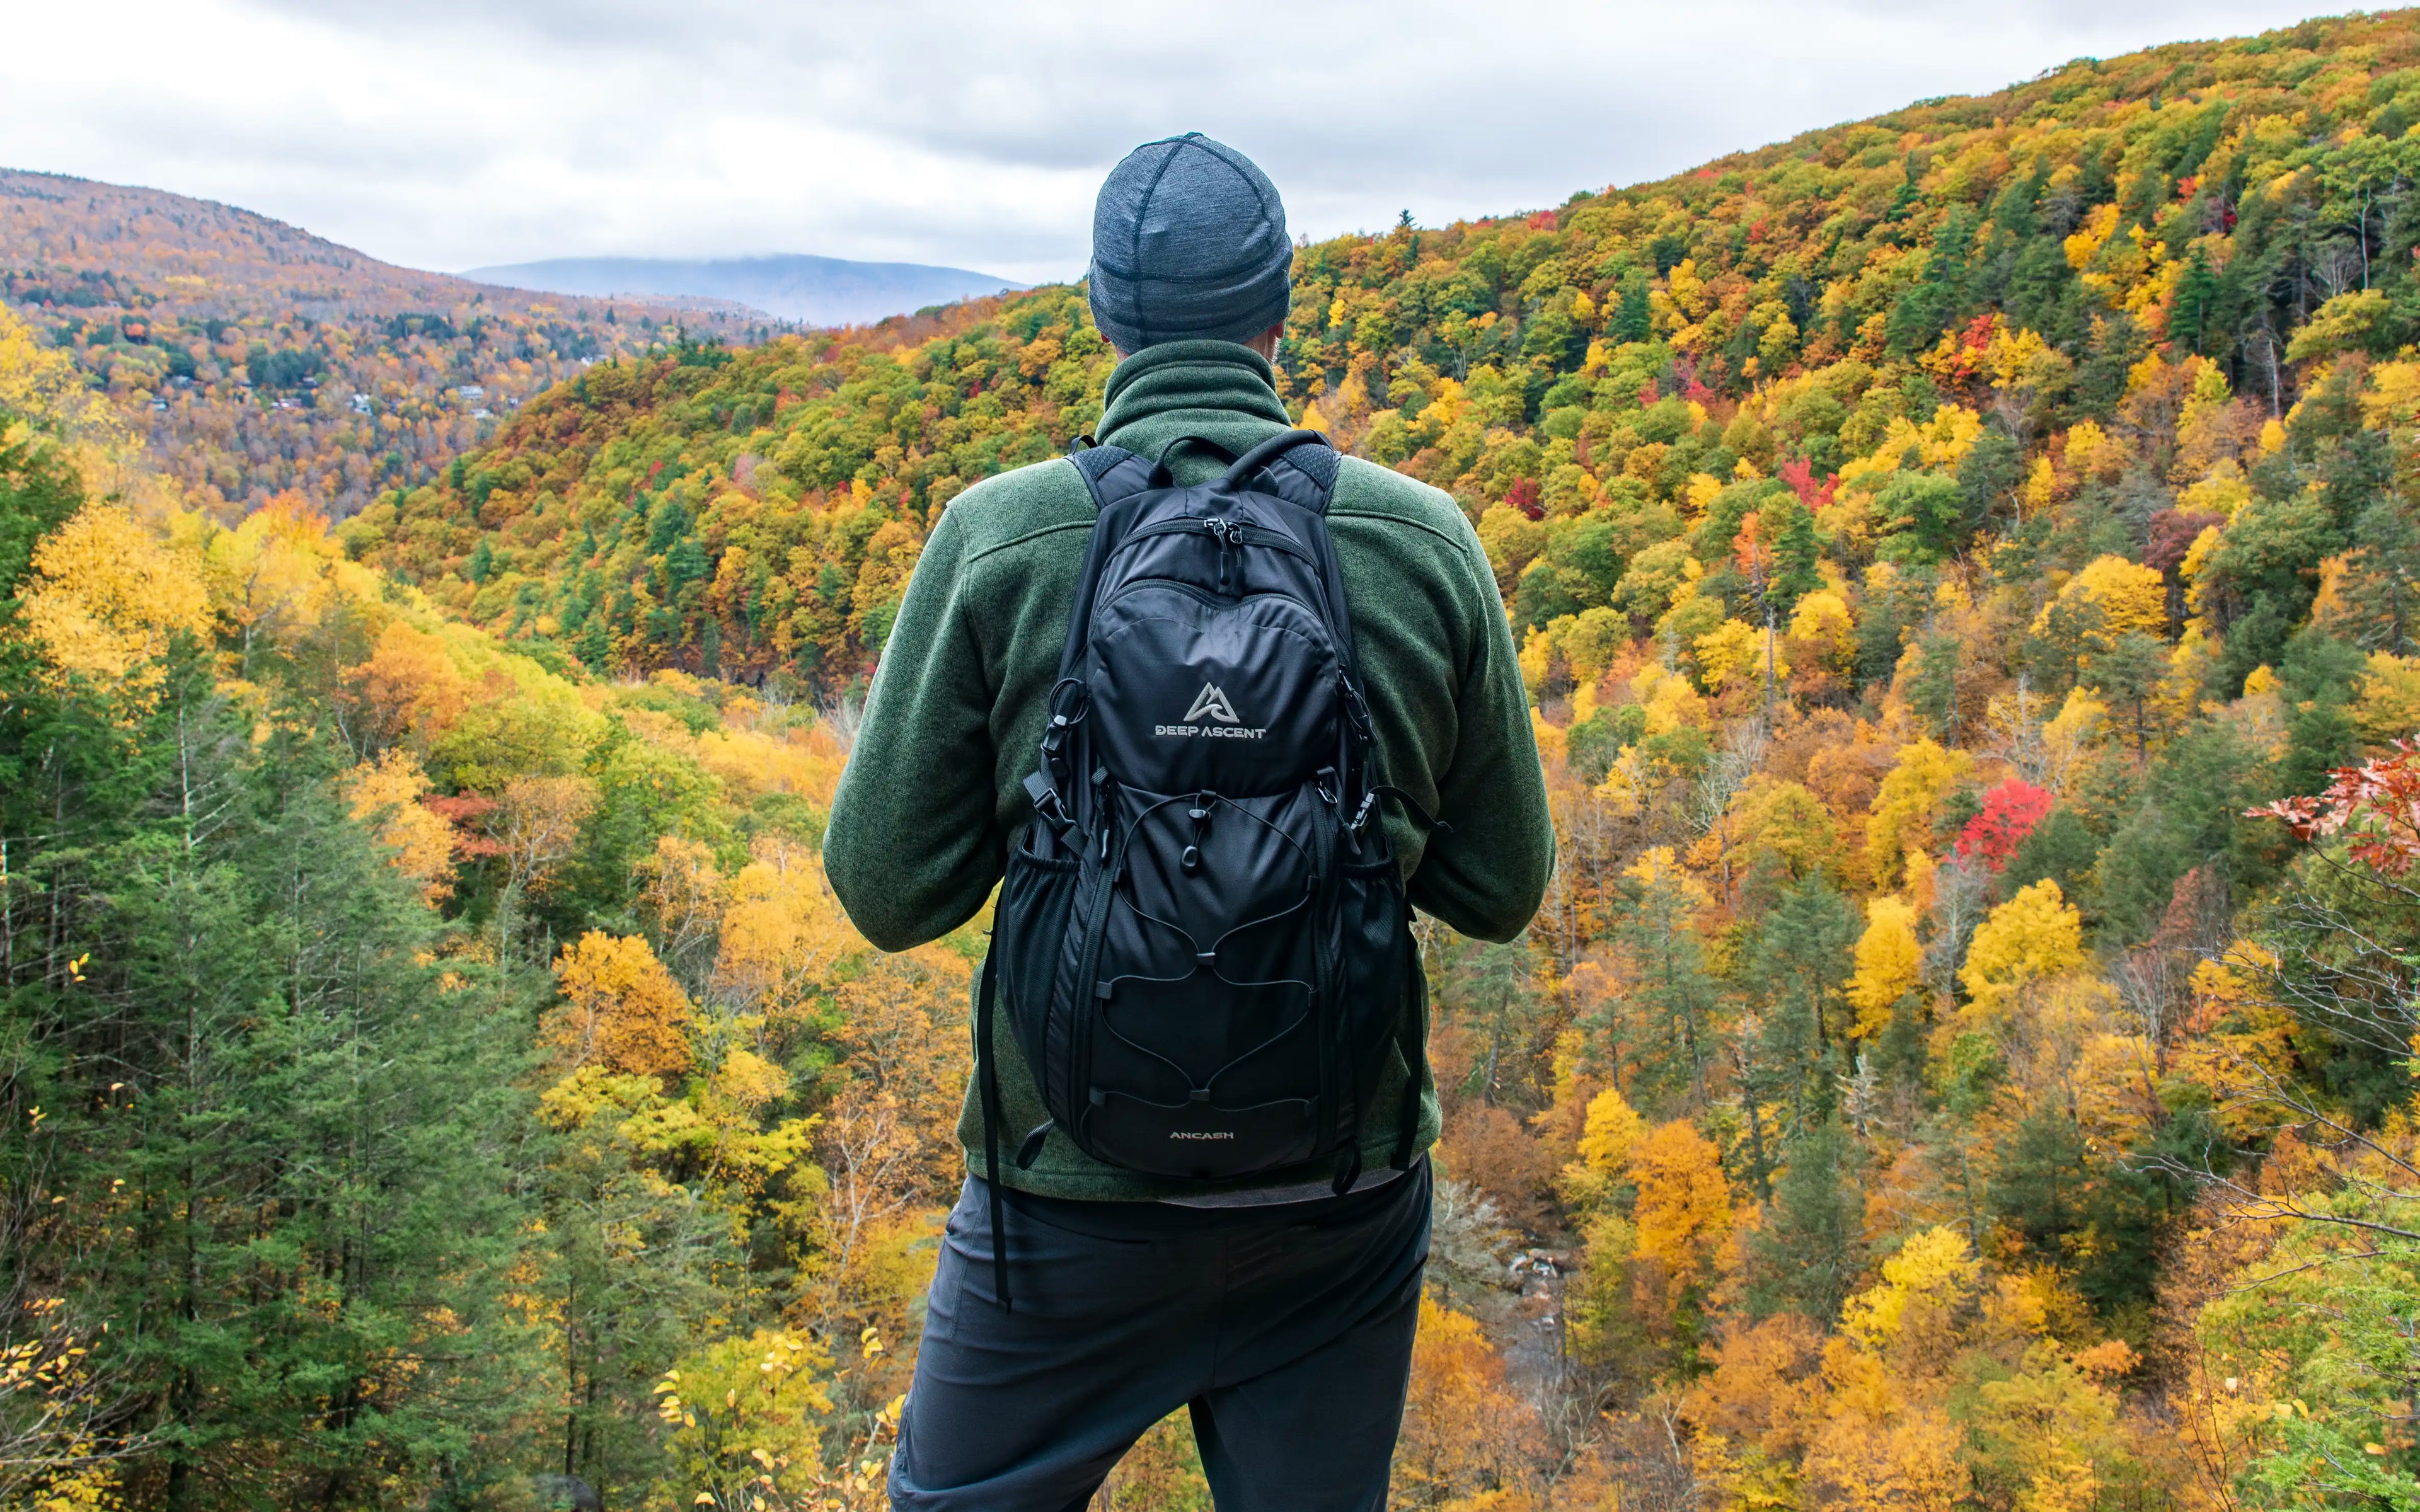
[1095,341,1293,476]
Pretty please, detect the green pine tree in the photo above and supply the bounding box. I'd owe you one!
[1746,1121,1867,1325]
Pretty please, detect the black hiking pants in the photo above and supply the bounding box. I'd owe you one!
[887,1158,1431,1511]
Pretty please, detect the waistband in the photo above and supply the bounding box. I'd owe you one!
[984,1154,1429,1241]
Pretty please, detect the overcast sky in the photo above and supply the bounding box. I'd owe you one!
[0,0,2350,284]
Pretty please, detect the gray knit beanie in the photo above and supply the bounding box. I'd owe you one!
[1087,134,1292,353]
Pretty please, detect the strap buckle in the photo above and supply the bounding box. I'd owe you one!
[1023,770,1069,833]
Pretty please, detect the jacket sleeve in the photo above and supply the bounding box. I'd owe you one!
[1406,527,1556,943]
[823,507,1006,951]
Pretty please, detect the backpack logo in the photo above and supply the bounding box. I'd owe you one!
[1184,683,1241,724]
[1156,682,1267,741]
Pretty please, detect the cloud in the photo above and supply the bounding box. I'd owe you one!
[0,0,2341,284]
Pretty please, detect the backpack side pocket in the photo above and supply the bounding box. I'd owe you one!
[995,826,1080,1101]
[1334,852,1411,1136]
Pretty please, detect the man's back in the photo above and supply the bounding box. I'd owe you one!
[825,336,1553,1201]
[827,130,1553,1512]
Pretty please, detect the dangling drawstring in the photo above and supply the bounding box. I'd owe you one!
[1182,792,1213,873]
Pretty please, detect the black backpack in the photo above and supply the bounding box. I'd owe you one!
[976,429,1436,1303]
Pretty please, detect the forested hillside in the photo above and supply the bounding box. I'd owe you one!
[1,297,948,1510]
[8,8,2420,1511]
[0,170,765,518]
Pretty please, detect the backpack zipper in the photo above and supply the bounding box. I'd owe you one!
[1105,515,1317,569]
[1092,576,1345,634]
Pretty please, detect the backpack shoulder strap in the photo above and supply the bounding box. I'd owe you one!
[1069,441,1156,498]
[1054,444,1159,676]
[1217,432,1358,690]
[1219,429,1339,516]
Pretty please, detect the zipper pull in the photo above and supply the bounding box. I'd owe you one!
[1204,516,1242,595]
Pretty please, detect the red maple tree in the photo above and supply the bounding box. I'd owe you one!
[1956,779,2054,871]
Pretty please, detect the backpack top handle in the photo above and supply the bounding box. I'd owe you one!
[1139,429,1332,491]
[1218,428,1331,491]
[1149,433,1235,484]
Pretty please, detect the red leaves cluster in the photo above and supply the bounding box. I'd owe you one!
[2143,508,2223,575]
[2248,742,2420,877]
[1956,779,2054,872]
[1927,314,2001,387]
[1503,476,1543,520]
[424,793,508,860]
[1777,457,1836,513]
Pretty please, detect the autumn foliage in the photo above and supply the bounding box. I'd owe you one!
[1955,777,2053,871]
[18,8,2420,1509]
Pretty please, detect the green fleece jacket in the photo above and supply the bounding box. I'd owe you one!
[824,340,1554,1201]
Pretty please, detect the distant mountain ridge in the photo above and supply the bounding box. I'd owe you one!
[0,166,758,515]
[463,253,1026,328]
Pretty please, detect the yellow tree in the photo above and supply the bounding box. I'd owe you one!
[1802,1406,1970,1512]
[2167,947,2298,1138]
[1865,740,1974,889]
[1626,1120,1734,1301]
[0,302,142,499]
[1695,617,1789,696]
[2031,554,2166,649]
[638,834,729,985]
[15,505,210,707]
[1959,880,2085,1020]
[1559,1085,1647,1213]
[1392,1295,1545,1507]
[345,621,473,750]
[1785,588,1857,700]
[1800,1232,1985,1512]
[709,837,858,1021]
[653,1327,836,1508]
[1966,1346,2129,1512]
[338,749,460,904]
[197,496,340,676]
[1847,896,1924,1037]
[546,931,694,1081]
[1685,1312,1829,1471]
[808,942,971,1361]
[1692,776,1840,888]
[1839,1225,1983,1362]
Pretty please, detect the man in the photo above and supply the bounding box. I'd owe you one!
[825,132,1553,1512]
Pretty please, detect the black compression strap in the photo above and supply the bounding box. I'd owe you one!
[1392,920,1426,1171]
[976,950,1013,1310]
